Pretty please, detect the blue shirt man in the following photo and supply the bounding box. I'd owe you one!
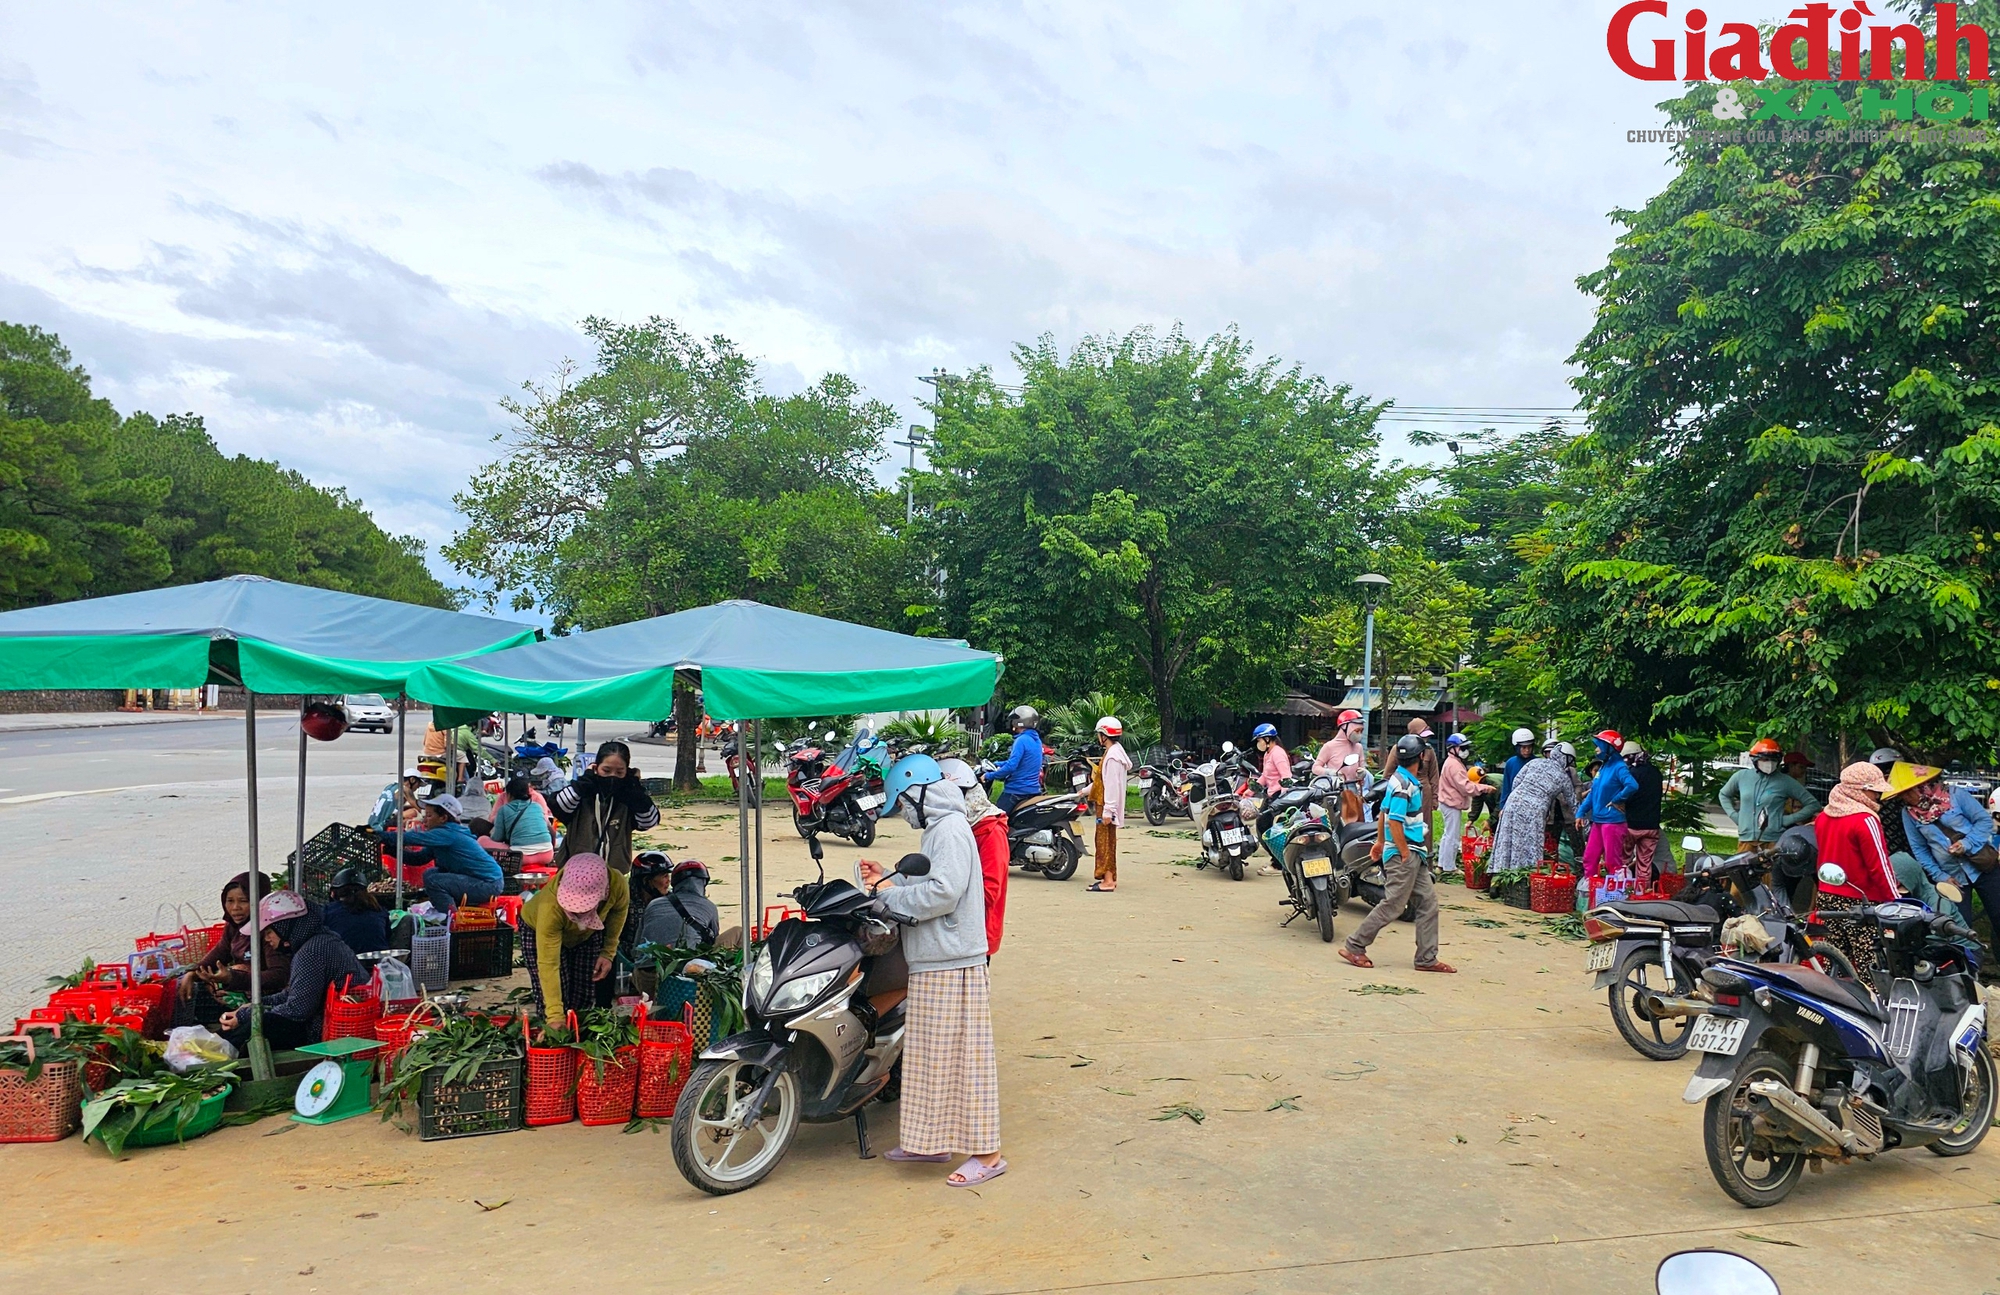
[1380,765,1426,860]
[989,727,1046,810]
[1904,785,1998,887]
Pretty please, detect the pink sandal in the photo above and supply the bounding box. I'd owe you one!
[948,1157,1007,1186]
[883,1148,951,1164]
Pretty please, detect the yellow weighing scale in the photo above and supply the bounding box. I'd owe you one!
[292,1037,381,1125]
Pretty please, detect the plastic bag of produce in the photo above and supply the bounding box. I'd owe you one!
[163,1026,239,1073]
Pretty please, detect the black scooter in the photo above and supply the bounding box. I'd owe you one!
[671,838,920,1195]
[1003,789,1088,881]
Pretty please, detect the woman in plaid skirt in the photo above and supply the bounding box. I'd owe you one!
[860,755,1005,1187]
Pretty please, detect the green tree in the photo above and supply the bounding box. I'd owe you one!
[918,327,1391,742]
[1524,51,2000,761]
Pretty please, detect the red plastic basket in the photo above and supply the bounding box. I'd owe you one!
[323,974,383,1042]
[575,1044,640,1125]
[0,1030,82,1143]
[525,1010,578,1127]
[179,923,226,965]
[636,1005,694,1120]
[1530,870,1577,914]
[373,1001,444,1085]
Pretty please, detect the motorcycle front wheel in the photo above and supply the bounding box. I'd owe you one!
[1930,1046,1998,1157]
[1703,1049,1806,1207]
[1608,947,1693,1061]
[791,806,811,838]
[672,1059,802,1196]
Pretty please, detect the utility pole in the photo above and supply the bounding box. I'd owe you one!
[893,426,930,523]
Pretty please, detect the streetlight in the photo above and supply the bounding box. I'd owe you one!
[1354,572,1391,759]
[893,426,931,523]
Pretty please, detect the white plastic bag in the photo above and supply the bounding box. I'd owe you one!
[164,1025,239,1073]
[376,955,417,1003]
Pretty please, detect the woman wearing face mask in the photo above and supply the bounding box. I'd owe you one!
[216,890,365,1051]
[858,755,1004,1188]
[1718,738,1820,847]
[552,740,660,875]
[1813,762,1902,988]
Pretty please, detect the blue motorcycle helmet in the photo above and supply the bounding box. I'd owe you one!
[883,753,946,823]
[1251,722,1278,742]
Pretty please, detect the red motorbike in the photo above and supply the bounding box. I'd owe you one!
[784,730,881,847]
[719,728,761,808]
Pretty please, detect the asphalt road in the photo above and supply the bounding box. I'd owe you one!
[0,714,405,800]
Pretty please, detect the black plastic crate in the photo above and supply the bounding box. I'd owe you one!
[288,823,386,907]
[449,924,515,980]
[416,1054,524,1141]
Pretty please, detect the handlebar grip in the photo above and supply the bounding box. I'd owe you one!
[1945,920,1979,941]
[889,910,917,926]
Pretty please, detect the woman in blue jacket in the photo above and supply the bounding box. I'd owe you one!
[1576,729,1638,880]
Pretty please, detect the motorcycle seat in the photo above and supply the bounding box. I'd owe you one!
[1337,822,1376,846]
[1609,900,1719,925]
[1758,962,1885,1020]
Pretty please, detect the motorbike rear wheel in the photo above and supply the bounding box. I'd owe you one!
[847,813,877,849]
[1144,794,1168,827]
[1314,886,1336,943]
[1043,835,1080,881]
[1228,856,1245,881]
[1930,1046,1998,1157]
[1703,1048,1806,1207]
[1802,940,1857,981]
[671,1059,802,1196]
[1607,947,1693,1061]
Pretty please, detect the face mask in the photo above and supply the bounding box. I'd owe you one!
[1754,759,1778,775]
[898,792,925,829]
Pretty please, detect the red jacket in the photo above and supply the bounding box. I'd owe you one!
[970,814,1009,956]
[1814,809,1899,903]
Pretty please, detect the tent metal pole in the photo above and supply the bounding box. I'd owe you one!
[752,719,764,933]
[395,695,407,911]
[738,715,752,1013]
[244,695,273,1081]
[293,697,308,893]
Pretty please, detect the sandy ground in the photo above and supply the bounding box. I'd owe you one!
[4,806,1999,1294]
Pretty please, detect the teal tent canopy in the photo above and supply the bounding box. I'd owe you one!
[408,600,1001,722]
[0,574,539,694]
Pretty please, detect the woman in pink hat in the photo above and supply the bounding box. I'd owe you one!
[519,851,630,1020]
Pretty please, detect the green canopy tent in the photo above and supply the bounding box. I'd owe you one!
[0,574,537,1077]
[405,599,1002,975]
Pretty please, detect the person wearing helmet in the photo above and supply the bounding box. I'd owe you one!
[635,858,723,950]
[1619,741,1666,887]
[860,755,1004,1185]
[940,756,1009,955]
[218,889,365,1051]
[1498,728,1538,810]
[1865,747,1913,856]
[1312,710,1369,797]
[1718,738,1819,846]
[987,705,1046,814]
[1488,739,1581,876]
[1382,718,1440,847]
[1250,722,1288,798]
[1575,729,1639,881]
[1087,717,1133,892]
[1435,733,1496,875]
[1339,733,1453,973]
[322,866,391,955]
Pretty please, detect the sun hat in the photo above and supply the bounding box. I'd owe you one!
[556,852,611,930]
[419,792,465,822]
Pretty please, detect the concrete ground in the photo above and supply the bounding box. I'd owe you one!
[4,780,1999,1292]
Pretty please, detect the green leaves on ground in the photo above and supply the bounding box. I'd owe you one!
[1151,1102,1205,1124]
[1350,983,1421,996]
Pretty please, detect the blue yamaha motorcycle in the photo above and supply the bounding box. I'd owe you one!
[1682,863,1995,1207]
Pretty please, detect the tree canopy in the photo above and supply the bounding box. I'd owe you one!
[0,321,451,611]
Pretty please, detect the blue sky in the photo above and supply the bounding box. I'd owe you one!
[0,2,1679,569]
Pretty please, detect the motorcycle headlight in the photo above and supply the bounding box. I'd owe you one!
[768,969,839,1015]
[750,947,775,1004]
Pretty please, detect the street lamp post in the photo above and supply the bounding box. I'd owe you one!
[1354,572,1391,761]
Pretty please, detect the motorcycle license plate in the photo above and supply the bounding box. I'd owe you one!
[1584,943,1617,974]
[1301,856,1334,878]
[1688,1015,1748,1056]
[855,793,884,810]
[1221,828,1247,844]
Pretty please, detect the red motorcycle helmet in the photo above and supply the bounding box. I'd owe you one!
[301,701,350,742]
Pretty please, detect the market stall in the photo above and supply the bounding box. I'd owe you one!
[0,575,537,1078]
[405,598,1003,973]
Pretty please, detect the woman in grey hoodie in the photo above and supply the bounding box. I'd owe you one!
[860,757,1006,1186]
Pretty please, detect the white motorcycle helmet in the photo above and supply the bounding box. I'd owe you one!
[1511,727,1535,747]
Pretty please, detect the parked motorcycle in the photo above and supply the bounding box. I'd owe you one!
[671,837,919,1195]
[719,730,760,809]
[1138,750,1191,825]
[1258,776,1343,942]
[784,728,882,847]
[1682,874,1993,1207]
[1584,836,1856,1061]
[985,767,1087,881]
[1186,744,1259,880]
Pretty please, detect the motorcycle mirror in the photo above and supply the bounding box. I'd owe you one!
[1342,753,1361,767]
[1681,835,1706,853]
[825,730,837,742]
[1221,741,1236,754]
[895,853,932,878]
[1817,862,1848,889]
[1655,1250,1777,1295]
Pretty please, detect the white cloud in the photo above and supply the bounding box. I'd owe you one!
[0,1,1680,563]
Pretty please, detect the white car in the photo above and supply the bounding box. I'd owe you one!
[340,693,397,733]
